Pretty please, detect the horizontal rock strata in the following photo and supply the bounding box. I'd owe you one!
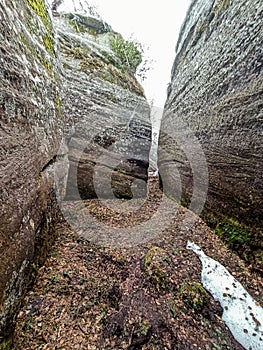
[158,0,263,263]
[53,13,151,200]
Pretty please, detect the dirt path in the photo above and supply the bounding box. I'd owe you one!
[13,179,262,349]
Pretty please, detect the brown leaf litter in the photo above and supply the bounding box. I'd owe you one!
[13,178,262,349]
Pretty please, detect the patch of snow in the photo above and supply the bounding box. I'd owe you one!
[187,241,263,350]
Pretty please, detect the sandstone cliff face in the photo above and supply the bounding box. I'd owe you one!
[0,1,151,343]
[0,0,67,341]
[158,0,263,260]
[53,13,151,200]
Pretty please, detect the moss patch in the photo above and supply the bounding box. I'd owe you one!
[79,52,144,95]
[180,282,208,312]
[63,32,144,95]
[0,337,13,350]
[212,0,231,15]
[69,19,85,33]
[18,30,55,76]
[26,0,51,29]
[54,94,61,107]
[42,34,55,56]
[26,0,55,56]
[201,211,262,270]
[215,219,252,252]
[144,246,172,291]
[134,319,152,337]
[41,55,53,75]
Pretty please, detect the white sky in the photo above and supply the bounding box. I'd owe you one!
[53,0,191,107]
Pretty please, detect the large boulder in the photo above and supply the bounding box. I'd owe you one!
[65,13,112,34]
[0,0,66,342]
[158,0,263,262]
[53,13,151,200]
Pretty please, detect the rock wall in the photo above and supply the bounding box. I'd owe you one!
[158,0,263,259]
[0,0,67,342]
[0,1,151,343]
[53,13,151,200]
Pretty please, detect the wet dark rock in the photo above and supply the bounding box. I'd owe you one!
[158,0,263,263]
[0,0,67,342]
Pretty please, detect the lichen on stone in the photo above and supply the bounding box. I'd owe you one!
[26,0,52,29]
[42,33,55,56]
[41,55,53,74]
[26,0,55,56]
[212,0,231,15]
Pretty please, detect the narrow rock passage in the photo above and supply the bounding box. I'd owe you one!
[2,1,262,349]
[13,178,262,350]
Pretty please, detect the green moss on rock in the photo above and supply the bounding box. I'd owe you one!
[180,282,208,312]
[66,13,111,35]
[215,218,252,251]
[134,319,152,337]
[41,55,53,74]
[144,246,172,291]
[212,0,231,15]
[79,54,144,96]
[26,0,55,56]
[111,178,133,199]
[18,32,27,46]
[0,337,13,350]
[201,211,261,268]
[68,19,97,36]
[42,33,55,56]
[26,0,51,29]
[54,94,62,107]
[194,18,210,38]
[70,46,90,59]
[68,19,86,33]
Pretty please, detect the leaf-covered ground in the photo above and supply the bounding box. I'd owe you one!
[13,178,262,349]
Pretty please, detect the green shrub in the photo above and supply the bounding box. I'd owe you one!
[109,35,142,74]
